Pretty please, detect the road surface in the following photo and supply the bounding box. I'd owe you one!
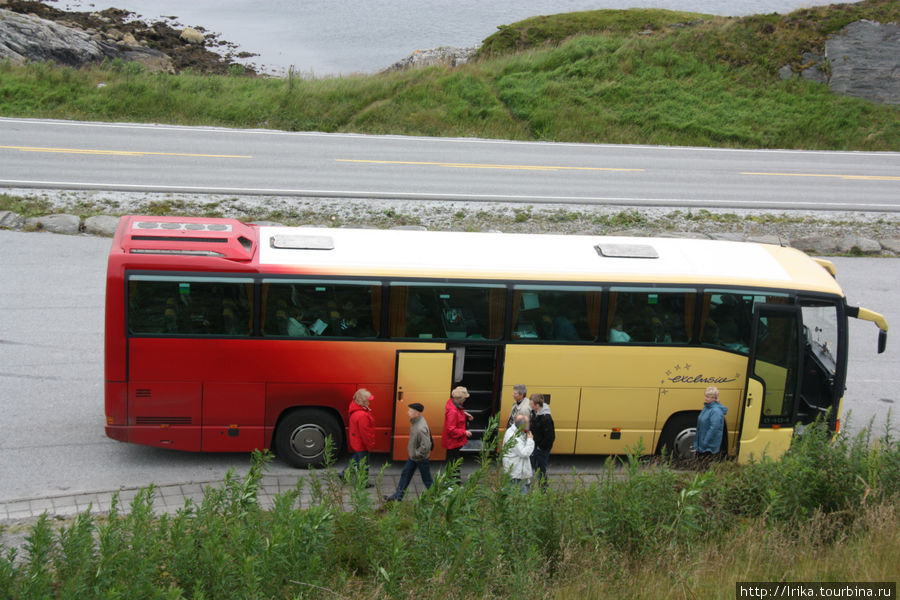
[1,117,898,211]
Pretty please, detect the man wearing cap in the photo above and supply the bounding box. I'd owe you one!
[385,402,433,502]
[442,386,473,485]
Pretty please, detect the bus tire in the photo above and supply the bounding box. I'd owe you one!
[658,413,698,462]
[275,409,343,468]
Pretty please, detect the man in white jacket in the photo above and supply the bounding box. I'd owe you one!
[502,414,535,493]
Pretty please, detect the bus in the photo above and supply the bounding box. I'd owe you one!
[104,215,889,467]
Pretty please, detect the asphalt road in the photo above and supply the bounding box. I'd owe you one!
[1,117,899,211]
[0,229,898,504]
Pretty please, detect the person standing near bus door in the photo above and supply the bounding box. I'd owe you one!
[695,386,727,462]
[443,386,472,486]
[507,383,531,428]
[342,388,375,487]
[529,393,555,489]
[502,413,535,493]
[385,402,433,502]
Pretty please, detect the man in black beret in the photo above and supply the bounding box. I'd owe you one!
[385,402,434,501]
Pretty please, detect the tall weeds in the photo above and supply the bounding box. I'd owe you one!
[1,419,899,599]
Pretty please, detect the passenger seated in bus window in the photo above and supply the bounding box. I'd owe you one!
[543,312,579,341]
[720,321,748,353]
[164,307,178,334]
[222,308,237,335]
[328,300,364,336]
[651,317,672,343]
[274,310,289,335]
[608,316,631,343]
[288,311,310,337]
[701,319,720,345]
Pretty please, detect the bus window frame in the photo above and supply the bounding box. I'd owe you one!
[387,280,507,342]
[698,289,792,356]
[260,277,384,339]
[126,272,256,339]
[607,286,698,346]
[511,284,605,343]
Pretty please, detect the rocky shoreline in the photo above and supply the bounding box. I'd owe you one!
[1,191,898,257]
[0,0,252,74]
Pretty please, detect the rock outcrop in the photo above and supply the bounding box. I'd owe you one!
[0,8,173,71]
[782,20,900,106]
[0,2,250,75]
[384,46,478,72]
[826,20,900,106]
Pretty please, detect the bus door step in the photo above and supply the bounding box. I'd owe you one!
[461,439,483,452]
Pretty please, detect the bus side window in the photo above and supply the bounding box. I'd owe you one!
[390,284,504,340]
[181,281,252,336]
[700,291,790,354]
[263,281,380,339]
[607,289,693,344]
[128,277,252,337]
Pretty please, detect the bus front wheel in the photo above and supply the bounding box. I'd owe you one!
[275,409,343,468]
[658,413,698,461]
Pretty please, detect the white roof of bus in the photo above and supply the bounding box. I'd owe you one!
[256,226,843,295]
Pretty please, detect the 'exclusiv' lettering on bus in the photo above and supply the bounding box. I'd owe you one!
[668,374,737,385]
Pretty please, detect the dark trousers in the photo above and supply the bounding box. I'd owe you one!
[444,447,464,485]
[531,447,550,488]
[389,458,433,500]
[341,450,370,479]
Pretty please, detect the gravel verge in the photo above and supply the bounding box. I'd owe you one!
[1,188,899,255]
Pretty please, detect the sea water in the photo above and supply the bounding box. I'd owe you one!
[53,0,858,75]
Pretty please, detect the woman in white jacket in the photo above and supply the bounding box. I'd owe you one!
[502,414,535,493]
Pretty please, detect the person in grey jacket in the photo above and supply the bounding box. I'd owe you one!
[507,383,531,428]
[385,403,434,501]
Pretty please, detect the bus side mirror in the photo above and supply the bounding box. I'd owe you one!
[878,330,887,354]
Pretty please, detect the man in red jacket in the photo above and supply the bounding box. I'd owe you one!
[442,386,472,485]
[342,388,375,487]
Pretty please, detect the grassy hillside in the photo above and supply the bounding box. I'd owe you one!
[0,0,897,150]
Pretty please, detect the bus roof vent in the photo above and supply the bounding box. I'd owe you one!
[270,234,334,250]
[594,243,659,259]
[122,216,256,262]
[133,221,233,232]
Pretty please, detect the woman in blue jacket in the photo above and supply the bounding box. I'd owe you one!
[696,386,728,457]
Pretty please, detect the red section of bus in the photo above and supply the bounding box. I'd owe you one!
[123,338,412,453]
[105,216,263,385]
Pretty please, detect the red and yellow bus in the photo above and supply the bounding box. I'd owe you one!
[104,215,888,467]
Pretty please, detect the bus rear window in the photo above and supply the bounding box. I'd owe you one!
[128,275,253,336]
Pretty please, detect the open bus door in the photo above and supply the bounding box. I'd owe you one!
[393,350,454,462]
[738,305,803,464]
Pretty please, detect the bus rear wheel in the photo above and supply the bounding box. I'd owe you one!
[275,409,343,468]
[658,414,698,462]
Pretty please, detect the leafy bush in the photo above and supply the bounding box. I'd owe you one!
[2,420,898,598]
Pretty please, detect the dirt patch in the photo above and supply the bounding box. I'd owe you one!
[3,0,256,74]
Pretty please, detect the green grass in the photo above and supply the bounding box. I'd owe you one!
[0,0,897,150]
[2,417,900,598]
